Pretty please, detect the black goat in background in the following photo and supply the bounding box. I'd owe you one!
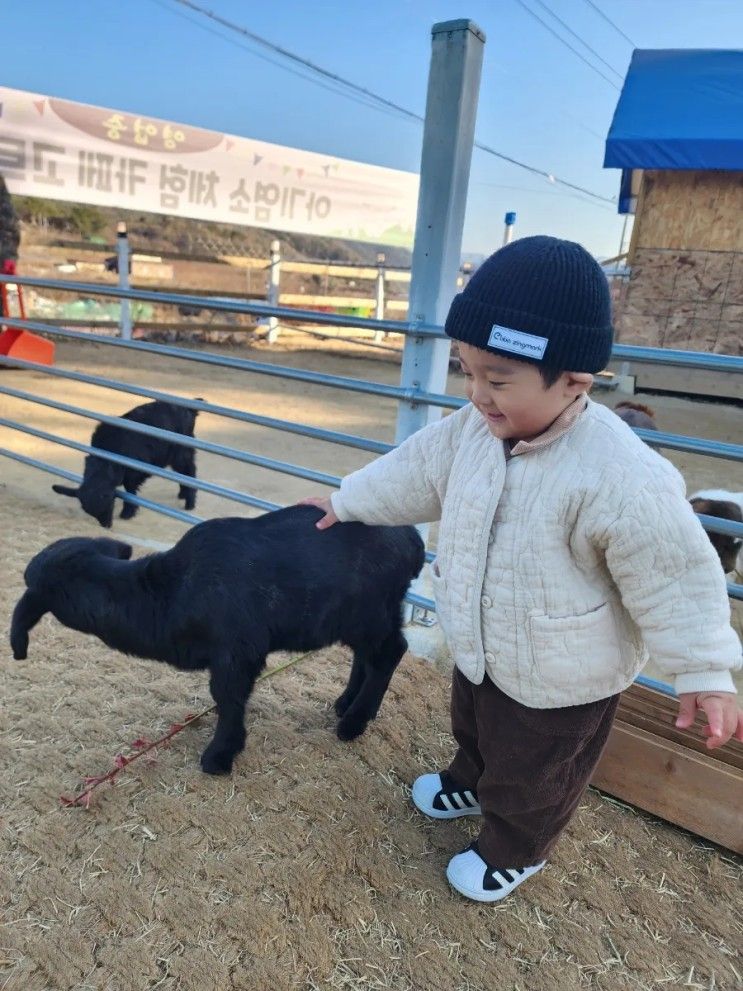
[52,400,199,528]
[10,506,426,774]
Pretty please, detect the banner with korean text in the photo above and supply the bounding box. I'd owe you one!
[0,87,419,247]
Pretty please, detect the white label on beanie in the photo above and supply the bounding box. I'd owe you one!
[488,325,548,360]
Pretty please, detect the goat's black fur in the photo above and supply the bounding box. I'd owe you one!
[11,506,425,774]
[52,400,199,528]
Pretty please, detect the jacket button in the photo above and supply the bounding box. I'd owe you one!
[484,651,496,664]
[481,594,492,608]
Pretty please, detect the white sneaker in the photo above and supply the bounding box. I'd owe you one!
[411,771,481,819]
[446,842,546,903]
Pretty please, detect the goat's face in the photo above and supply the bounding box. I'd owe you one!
[51,482,116,528]
[689,498,743,574]
[52,458,120,528]
[78,486,116,529]
[11,537,133,660]
[711,534,742,574]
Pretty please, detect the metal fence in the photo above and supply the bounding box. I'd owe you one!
[2,272,743,623]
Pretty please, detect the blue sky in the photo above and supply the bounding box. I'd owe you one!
[3,0,742,258]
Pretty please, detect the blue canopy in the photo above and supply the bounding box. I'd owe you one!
[604,49,743,170]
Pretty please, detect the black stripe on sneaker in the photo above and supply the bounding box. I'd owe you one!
[431,772,479,812]
[483,865,526,891]
[485,870,504,891]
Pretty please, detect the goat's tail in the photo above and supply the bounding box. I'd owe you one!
[10,590,47,660]
[52,484,80,498]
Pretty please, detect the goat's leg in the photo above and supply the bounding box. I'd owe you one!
[172,447,197,510]
[335,651,366,716]
[119,470,147,519]
[201,654,261,775]
[337,631,407,741]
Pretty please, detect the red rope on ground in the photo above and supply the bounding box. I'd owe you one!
[59,651,316,809]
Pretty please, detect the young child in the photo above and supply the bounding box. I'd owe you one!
[302,235,743,903]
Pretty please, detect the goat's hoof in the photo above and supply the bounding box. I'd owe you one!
[334,693,353,717]
[200,748,235,775]
[336,716,367,742]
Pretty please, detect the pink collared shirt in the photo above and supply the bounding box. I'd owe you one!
[507,394,589,458]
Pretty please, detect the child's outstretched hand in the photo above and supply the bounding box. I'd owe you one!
[298,496,339,530]
[675,692,743,749]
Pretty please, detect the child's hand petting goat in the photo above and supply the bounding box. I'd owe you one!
[299,495,339,529]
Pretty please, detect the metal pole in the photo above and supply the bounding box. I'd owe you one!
[116,222,132,340]
[374,251,386,343]
[395,19,485,445]
[394,19,484,624]
[266,239,281,344]
[503,211,516,246]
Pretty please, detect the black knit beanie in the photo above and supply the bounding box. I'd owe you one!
[445,235,613,372]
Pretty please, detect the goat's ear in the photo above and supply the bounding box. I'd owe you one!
[95,538,133,560]
[52,484,80,499]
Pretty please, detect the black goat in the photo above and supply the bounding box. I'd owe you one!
[52,400,199,528]
[10,506,425,774]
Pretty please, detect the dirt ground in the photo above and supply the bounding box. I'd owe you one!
[1,336,742,990]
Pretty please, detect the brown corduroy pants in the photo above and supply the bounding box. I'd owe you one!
[448,668,619,867]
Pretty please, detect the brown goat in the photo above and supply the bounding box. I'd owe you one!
[689,490,743,575]
[613,401,658,431]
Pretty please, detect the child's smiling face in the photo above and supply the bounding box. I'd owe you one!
[456,342,593,442]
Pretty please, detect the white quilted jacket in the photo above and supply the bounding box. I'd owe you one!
[331,399,741,707]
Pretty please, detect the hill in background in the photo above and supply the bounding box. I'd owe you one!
[12,196,413,267]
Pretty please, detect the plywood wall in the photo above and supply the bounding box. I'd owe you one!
[618,170,743,354]
[631,170,743,254]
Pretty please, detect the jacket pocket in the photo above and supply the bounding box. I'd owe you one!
[527,602,622,692]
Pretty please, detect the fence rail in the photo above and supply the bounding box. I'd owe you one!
[0,386,344,488]
[0,355,393,454]
[2,324,740,462]
[0,448,202,526]
[0,273,440,338]
[4,272,743,375]
[0,317,461,408]
[0,417,281,513]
